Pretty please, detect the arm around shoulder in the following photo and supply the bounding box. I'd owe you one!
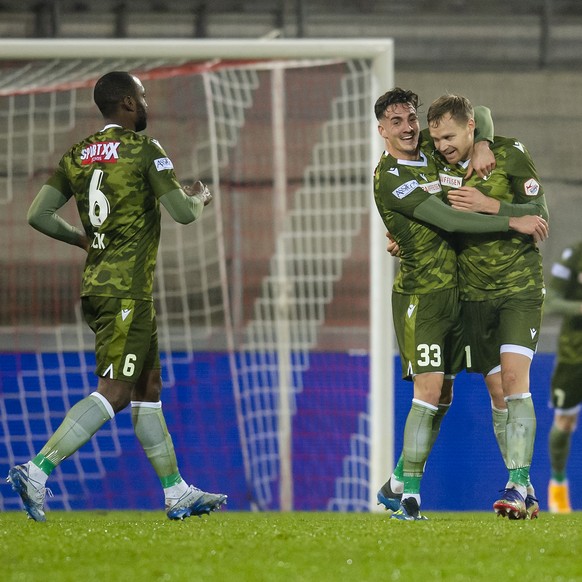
[498,194,549,221]
[413,195,510,234]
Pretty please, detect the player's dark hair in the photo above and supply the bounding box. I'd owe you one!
[427,94,474,127]
[374,87,420,120]
[94,71,138,117]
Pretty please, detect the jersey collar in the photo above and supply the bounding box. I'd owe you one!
[385,150,429,167]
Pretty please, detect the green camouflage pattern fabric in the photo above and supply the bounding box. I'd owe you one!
[550,242,582,364]
[435,136,546,301]
[374,149,457,294]
[46,126,181,300]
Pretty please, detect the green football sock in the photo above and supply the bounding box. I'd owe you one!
[393,401,445,484]
[429,403,450,451]
[491,406,509,466]
[131,401,182,488]
[33,392,114,475]
[392,454,404,482]
[505,393,536,488]
[402,399,437,494]
[549,425,571,482]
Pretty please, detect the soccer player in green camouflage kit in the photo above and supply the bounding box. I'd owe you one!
[373,88,548,520]
[7,71,227,521]
[427,94,549,519]
[545,241,582,513]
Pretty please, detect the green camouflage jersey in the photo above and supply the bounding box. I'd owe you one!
[436,136,546,301]
[46,125,181,300]
[550,242,582,365]
[374,149,457,294]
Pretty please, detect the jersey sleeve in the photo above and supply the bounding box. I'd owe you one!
[473,105,494,144]
[413,195,510,233]
[144,139,183,199]
[504,141,544,199]
[497,194,548,218]
[45,156,74,200]
[503,140,549,220]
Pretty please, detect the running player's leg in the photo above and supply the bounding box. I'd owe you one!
[548,411,575,513]
[547,363,581,513]
[7,296,130,521]
[129,310,226,519]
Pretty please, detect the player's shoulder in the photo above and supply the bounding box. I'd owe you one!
[492,135,531,156]
[375,152,419,184]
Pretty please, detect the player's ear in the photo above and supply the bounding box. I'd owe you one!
[121,95,136,112]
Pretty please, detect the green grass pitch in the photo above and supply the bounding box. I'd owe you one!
[1,510,581,581]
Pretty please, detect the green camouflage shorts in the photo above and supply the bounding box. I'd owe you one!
[392,286,464,381]
[461,288,544,375]
[81,295,160,382]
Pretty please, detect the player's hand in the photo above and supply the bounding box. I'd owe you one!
[466,140,496,179]
[386,231,400,257]
[448,186,500,214]
[508,215,549,242]
[184,180,213,206]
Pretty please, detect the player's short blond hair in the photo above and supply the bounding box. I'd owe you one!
[427,94,474,127]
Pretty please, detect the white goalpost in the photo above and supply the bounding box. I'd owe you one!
[0,38,394,513]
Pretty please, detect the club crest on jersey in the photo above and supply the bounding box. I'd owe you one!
[392,179,419,199]
[154,157,174,171]
[524,178,540,196]
[81,141,120,165]
[439,172,463,189]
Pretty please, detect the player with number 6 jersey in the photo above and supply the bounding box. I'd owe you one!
[8,71,227,523]
[47,128,182,300]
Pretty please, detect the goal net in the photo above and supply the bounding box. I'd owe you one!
[0,39,393,513]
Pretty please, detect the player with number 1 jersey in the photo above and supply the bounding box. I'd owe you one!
[436,136,547,302]
[47,125,181,301]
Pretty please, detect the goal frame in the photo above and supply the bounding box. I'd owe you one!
[0,38,394,512]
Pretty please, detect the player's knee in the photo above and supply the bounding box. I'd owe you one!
[554,413,578,433]
[97,378,133,413]
[500,368,525,392]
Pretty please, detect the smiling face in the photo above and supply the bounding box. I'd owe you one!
[377,102,420,161]
[428,112,475,165]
